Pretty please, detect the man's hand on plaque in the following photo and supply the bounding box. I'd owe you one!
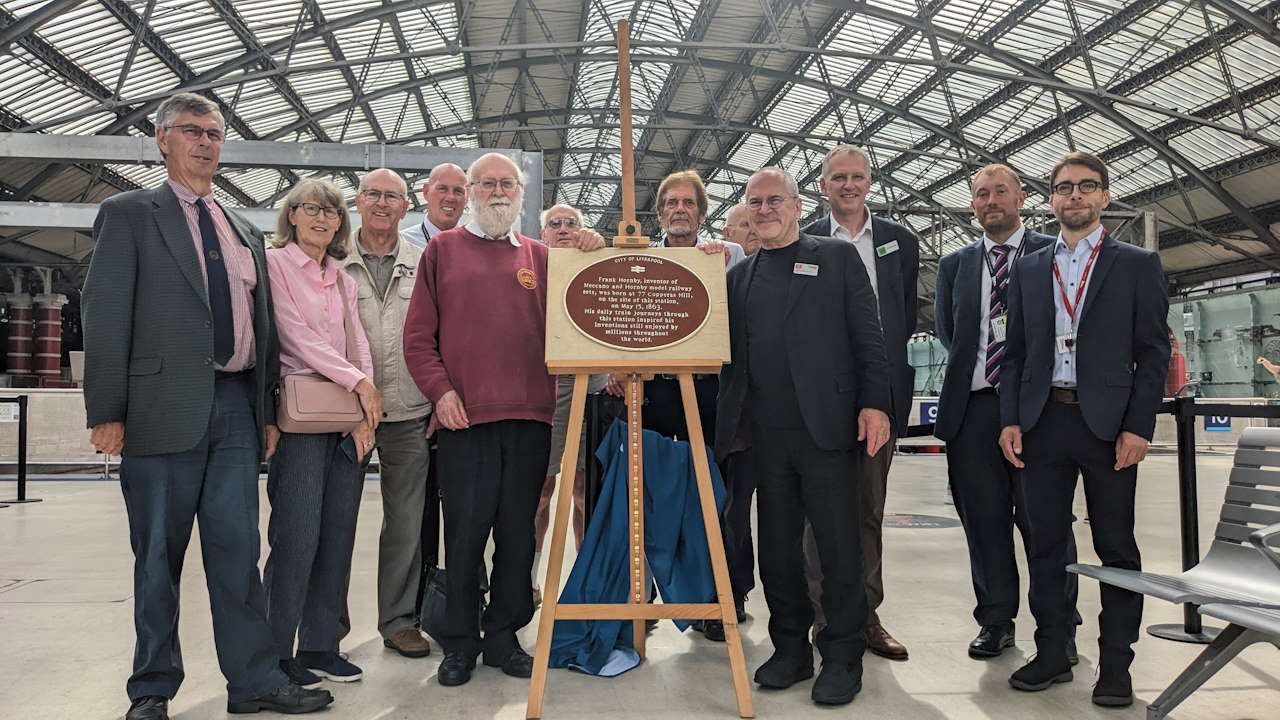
[696,239,730,266]
[605,373,624,397]
[575,228,606,252]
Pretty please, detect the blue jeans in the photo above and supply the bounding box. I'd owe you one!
[120,373,285,703]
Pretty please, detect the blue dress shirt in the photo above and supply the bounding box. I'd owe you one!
[1052,225,1106,387]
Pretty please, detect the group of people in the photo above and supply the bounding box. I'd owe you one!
[84,91,1169,720]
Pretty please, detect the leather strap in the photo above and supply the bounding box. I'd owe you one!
[335,270,359,366]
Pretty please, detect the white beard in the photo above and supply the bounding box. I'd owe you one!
[474,198,522,238]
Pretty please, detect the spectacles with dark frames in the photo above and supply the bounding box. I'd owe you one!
[545,217,579,229]
[360,189,405,203]
[169,123,224,143]
[1051,179,1103,196]
[294,202,342,219]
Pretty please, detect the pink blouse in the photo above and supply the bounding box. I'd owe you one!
[266,242,373,391]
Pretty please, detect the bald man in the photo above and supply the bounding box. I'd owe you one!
[401,163,468,247]
[722,202,760,258]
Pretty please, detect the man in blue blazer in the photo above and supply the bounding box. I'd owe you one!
[999,152,1170,707]
[935,164,1080,661]
[799,145,919,661]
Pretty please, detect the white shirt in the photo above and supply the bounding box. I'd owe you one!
[971,225,1025,391]
[829,211,878,302]
[399,216,445,248]
[463,220,522,247]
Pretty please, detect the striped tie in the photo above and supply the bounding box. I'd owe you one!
[985,244,1011,389]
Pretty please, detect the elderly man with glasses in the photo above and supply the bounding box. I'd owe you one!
[403,153,605,687]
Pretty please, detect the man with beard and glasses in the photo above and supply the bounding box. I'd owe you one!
[401,163,468,248]
[999,151,1168,708]
[402,153,604,687]
[934,164,1081,663]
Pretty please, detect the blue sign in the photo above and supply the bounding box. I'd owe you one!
[920,401,939,424]
[1205,415,1232,432]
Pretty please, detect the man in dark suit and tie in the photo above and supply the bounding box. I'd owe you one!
[83,93,332,719]
[999,151,1170,707]
[934,163,1081,660]
[799,145,919,661]
[716,167,892,706]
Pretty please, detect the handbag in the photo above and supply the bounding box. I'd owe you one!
[418,563,488,647]
[275,270,366,434]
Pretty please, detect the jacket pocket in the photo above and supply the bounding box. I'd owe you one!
[128,356,162,376]
[398,281,414,300]
[1106,370,1134,387]
[836,372,856,393]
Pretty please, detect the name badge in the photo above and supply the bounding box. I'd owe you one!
[1056,332,1076,354]
[990,315,1007,343]
[875,240,900,257]
[793,262,819,276]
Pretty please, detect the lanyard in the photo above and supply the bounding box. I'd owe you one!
[983,239,1025,309]
[1051,230,1105,327]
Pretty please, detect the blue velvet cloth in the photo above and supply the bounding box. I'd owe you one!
[548,418,726,676]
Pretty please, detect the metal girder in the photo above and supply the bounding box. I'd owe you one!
[0,0,89,51]
[1160,200,1280,251]
[1202,0,1280,48]
[306,1,387,142]
[1123,146,1280,209]
[551,0,596,194]
[0,200,431,235]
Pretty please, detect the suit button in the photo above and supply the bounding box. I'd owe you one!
[204,320,212,328]
[382,412,388,418]
[205,357,213,366]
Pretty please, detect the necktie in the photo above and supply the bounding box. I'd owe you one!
[196,198,235,365]
[984,244,1011,389]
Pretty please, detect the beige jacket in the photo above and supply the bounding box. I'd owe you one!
[341,234,431,422]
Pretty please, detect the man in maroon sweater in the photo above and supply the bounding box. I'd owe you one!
[403,152,603,687]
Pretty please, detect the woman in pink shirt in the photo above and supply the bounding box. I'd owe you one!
[262,178,381,689]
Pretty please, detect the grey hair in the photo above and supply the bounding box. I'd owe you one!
[820,145,872,178]
[539,203,584,227]
[466,152,526,186]
[155,92,223,130]
[750,166,800,197]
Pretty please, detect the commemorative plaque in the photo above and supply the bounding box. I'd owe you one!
[564,254,711,351]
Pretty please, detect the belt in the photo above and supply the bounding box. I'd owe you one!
[972,387,998,397]
[215,369,251,380]
[1049,387,1079,404]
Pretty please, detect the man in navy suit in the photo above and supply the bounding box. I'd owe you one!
[935,164,1081,661]
[999,152,1170,707]
[799,145,919,661]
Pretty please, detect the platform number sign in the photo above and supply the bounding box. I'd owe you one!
[1205,415,1232,432]
[920,401,939,425]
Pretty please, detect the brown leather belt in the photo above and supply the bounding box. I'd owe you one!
[1049,387,1079,404]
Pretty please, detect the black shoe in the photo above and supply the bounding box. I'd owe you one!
[735,597,747,623]
[968,623,1016,659]
[754,652,814,689]
[278,659,322,690]
[695,619,726,642]
[811,662,861,705]
[438,652,476,686]
[297,651,362,682]
[1009,656,1073,692]
[125,696,168,720]
[1092,671,1133,707]
[483,647,535,679]
[226,682,333,714]
[1067,637,1079,667]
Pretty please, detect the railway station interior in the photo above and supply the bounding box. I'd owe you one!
[1,1,1279,718]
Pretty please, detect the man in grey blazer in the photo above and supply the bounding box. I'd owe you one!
[83,93,331,720]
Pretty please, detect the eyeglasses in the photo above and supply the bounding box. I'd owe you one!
[746,195,796,211]
[169,123,224,143]
[545,217,579,229]
[360,189,405,203]
[471,178,521,192]
[294,202,342,219]
[1052,179,1103,196]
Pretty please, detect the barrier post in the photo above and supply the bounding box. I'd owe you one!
[1,395,40,504]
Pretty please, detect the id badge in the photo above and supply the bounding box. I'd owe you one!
[1056,332,1076,354]
[990,315,1007,343]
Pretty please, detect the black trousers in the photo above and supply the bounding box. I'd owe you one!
[752,424,867,665]
[1020,400,1142,670]
[436,419,550,659]
[721,450,756,603]
[642,374,718,443]
[947,391,1080,628]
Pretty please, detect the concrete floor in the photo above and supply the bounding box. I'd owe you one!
[2,453,1278,719]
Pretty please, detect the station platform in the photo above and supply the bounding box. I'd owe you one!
[1,453,1277,719]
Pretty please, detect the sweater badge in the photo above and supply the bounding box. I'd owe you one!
[516,268,537,289]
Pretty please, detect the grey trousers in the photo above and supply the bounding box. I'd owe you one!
[264,431,363,658]
[376,416,430,638]
[804,432,896,627]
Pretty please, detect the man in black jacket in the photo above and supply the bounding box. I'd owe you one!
[800,145,919,661]
[999,151,1170,707]
[934,164,1080,661]
[715,167,891,706]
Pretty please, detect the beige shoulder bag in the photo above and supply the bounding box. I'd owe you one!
[276,269,366,434]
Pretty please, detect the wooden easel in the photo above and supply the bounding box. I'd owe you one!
[525,20,753,720]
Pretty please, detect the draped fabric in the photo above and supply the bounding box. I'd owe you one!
[548,418,726,676]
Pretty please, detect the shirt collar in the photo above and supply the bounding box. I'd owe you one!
[422,216,443,238]
[1054,224,1105,254]
[166,178,215,207]
[983,224,1025,253]
[282,240,328,271]
[830,210,873,241]
[464,220,522,247]
[356,230,399,260]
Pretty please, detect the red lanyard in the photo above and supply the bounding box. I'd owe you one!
[1051,230,1105,327]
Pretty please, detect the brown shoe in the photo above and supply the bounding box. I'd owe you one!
[383,627,432,658]
[867,623,908,661]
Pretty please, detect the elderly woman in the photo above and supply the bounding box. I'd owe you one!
[263,178,382,689]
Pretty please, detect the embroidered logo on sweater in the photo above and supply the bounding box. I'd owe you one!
[516,268,537,289]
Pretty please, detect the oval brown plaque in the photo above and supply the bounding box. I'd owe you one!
[564,254,711,350]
